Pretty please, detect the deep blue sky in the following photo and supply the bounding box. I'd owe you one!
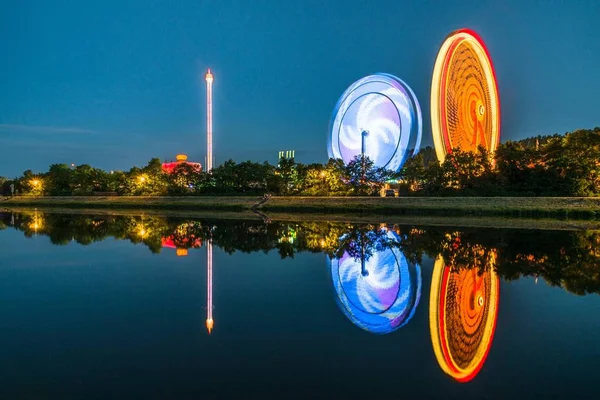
[1,0,599,177]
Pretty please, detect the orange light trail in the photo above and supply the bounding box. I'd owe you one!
[429,256,499,383]
[431,29,500,163]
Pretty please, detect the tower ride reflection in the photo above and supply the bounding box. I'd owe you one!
[330,227,421,334]
[429,254,500,382]
[206,239,214,334]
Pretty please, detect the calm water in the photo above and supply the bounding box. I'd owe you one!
[1,211,599,398]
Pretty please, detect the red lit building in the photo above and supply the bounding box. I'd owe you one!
[161,154,202,174]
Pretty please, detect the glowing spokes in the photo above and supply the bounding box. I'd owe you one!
[431,29,500,162]
[429,256,500,382]
[329,73,422,171]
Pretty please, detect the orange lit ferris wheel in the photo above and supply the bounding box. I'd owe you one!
[431,29,500,162]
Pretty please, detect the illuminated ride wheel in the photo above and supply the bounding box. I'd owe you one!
[328,73,422,172]
[431,29,500,162]
[429,256,500,382]
[330,229,421,334]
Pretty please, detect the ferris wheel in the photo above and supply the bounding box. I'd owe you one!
[328,73,422,172]
[431,29,501,162]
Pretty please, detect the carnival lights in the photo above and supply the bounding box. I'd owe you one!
[328,73,422,172]
[206,239,214,334]
[429,255,500,382]
[431,29,500,162]
[205,69,214,172]
[330,229,421,334]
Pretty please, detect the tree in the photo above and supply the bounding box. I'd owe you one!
[141,158,169,196]
[71,164,108,195]
[125,158,169,196]
[107,171,128,194]
[400,153,427,192]
[16,169,45,196]
[324,158,350,195]
[211,159,239,194]
[495,141,546,195]
[46,164,73,195]
[345,155,394,195]
[235,161,271,193]
[167,163,203,195]
[297,163,327,195]
[275,157,299,195]
[438,148,493,194]
[545,129,600,196]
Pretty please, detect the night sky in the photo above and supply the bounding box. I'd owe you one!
[1,0,599,177]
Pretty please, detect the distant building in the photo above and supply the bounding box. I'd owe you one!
[161,154,202,174]
[278,150,295,160]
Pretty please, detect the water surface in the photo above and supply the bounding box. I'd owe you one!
[0,211,599,398]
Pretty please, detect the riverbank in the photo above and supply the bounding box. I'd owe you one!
[6,206,600,231]
[4,195,600,220]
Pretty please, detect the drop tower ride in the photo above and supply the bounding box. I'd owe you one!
[205,69,214,172]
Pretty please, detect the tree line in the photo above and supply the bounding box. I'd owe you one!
[401,127,600,196]
[0,154,394,197]
[2,127,600,197]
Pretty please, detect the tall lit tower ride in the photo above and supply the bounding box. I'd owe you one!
[206,240,214,334]
[205,68,214,172]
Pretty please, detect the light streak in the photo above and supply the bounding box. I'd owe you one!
[328,73,422,172]
[330,229,422,334]
[205,69,214,172]
[429,255,499,382]
[206,240,214,334]
[431,29,500,162]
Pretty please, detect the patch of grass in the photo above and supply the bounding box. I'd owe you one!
[5,196,600,220]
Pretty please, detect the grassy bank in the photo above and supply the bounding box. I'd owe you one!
[7,206,600,231]
[4,195,600,220]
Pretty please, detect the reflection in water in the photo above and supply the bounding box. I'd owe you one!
[4,210,600,345]
[161,222,202,257]
[206,240,214,334]
[4,210,599,298]
[330,228,421,334]
[429,255,499,382]
[3,215,600,395]
[29,209,43,234]
[5,209,600,394]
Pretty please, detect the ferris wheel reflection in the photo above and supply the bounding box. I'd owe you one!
[330,227,422,334]
[160,221,214,335]
[429,253,500,383]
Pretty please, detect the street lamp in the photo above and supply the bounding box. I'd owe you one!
[30,179,42,196]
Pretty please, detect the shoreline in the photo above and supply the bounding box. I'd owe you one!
[5,205,600,231]
[3,195,600,221]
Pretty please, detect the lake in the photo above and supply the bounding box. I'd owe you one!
[0,210,599,398]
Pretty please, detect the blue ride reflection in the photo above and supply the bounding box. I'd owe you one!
[330,227,421,334]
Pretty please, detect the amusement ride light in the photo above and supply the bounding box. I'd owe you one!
[328,73,422,171]
[431,29,500,162]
